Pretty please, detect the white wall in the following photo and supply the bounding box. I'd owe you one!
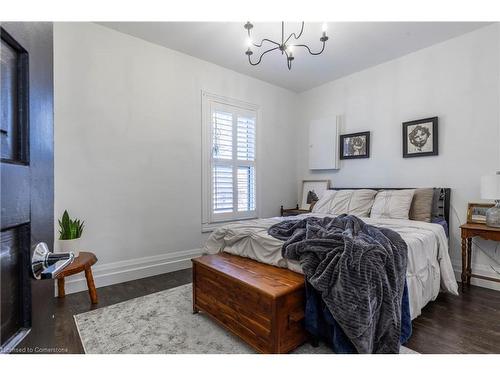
[55,22,500,293]
[54,22,298,292]
[296,24,500,289]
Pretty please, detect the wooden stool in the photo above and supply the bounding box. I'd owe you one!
[56,251,98,304]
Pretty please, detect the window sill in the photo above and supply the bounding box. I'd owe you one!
[202,217,258,233]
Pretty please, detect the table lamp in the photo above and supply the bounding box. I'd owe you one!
[481,172,500,227]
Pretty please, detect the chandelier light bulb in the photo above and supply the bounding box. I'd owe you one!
[246,37,253,49]
[287,45,294,55]
[320,23,329,42]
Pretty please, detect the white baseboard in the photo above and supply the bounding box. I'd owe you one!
[57,248,203,296]
[452,261,500,291]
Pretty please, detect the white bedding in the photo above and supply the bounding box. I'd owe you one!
[203,213,459,320]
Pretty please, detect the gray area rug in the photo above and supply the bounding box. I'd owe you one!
[74,283,417,354]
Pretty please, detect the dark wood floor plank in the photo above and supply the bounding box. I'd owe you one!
[406,284,500,354]
[16,269,500,354]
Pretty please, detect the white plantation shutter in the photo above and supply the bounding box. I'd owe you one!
[212,165,233,213]
[212,111,232,160]
[237,116,255,161]
[207,100,257,223]
[236,115,256,213]
[237,166,255,212]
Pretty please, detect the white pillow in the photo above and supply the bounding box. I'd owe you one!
[311,190,337,213]
[370,190,416,220]
[328,189,378,217]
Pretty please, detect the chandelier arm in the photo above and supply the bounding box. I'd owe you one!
[294,41,326,56]
[282,22,284,45]
[248,46,280,66]
[283,22,305,45]
[252,38,281,48]
[247,25,280,48]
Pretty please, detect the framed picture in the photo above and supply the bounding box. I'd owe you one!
[467,203,494,224]
[300,180,330,210]
[402,117,438,158]
[339,131,370,159]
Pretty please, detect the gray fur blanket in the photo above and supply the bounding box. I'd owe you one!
[268,215,408,354]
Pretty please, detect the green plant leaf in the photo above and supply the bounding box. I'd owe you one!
[58,210,85,240]
[62,210,70,229]
[76,220,84,238]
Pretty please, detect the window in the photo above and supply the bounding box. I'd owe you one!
[202,92,258,228]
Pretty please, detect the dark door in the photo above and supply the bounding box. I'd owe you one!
[1,22,54,353]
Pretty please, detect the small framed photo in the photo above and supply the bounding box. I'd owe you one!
[467,203,494,224]
[340,131,370,159]
[402,117,438,158]
[300,180,330,210]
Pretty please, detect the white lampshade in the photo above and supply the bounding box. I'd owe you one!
[481,173,500,200]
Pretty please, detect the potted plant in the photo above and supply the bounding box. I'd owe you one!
[58,210,84,257]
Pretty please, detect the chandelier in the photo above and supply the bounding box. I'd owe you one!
[244,22,329,70]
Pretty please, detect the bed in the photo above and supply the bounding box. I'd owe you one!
[204,187,458,320]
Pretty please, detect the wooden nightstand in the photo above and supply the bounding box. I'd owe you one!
[280,205,310,217]
[460,223,500,292]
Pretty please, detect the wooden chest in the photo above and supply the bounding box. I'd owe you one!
[192,253,307,354]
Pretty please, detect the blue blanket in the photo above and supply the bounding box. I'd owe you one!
[304,280,412,353]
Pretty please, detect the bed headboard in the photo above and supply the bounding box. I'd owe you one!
[327,187,451,226]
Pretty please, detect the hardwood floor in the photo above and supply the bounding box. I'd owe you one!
[407,283,500,354]
[17,268,500,354]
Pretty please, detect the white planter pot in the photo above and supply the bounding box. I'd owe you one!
[58,238,81,258]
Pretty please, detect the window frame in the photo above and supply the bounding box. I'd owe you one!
[201,91,260,231]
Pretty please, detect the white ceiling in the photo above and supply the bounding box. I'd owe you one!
[99,22,491,92]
